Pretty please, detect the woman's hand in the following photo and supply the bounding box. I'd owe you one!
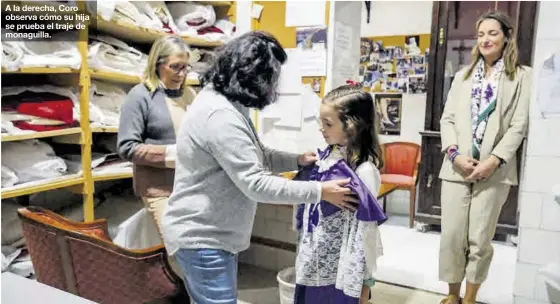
[452,155,479,177]
[320,178,359,211]
[298,151,318,167]
[465,155,501,182]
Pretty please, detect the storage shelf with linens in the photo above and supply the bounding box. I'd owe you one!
[0,0,234,221]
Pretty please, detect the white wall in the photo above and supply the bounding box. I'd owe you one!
[514,2,560,304]
[361,1,433,37]
[361,1,433,146]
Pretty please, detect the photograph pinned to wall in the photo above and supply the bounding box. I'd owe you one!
[411,55,425,65]
[397,68,410,78]
[311,78,322,93]
[374,93,402,135]
[408,75,426,94]
[405,35,422,56]
[370,73,386,93]
[383,46,395,61]
[296,26,327,50]
[397,78,408,93]
[384,73,398,92]
[394,46,404,59]
[414,65,427,75]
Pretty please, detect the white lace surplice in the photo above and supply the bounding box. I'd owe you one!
[295,147,384,298]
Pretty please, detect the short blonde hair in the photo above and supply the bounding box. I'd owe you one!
[144,36,190,91]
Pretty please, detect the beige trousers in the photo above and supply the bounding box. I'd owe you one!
[439,180,511,284]
[142,197,184,279]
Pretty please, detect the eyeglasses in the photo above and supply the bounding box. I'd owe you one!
[165,63,188,74]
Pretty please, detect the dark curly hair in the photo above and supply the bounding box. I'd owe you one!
[201,31,287,110]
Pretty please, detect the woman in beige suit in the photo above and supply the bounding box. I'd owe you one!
[438,12,531,304]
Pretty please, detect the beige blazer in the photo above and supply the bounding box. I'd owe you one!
[439,65,532,185]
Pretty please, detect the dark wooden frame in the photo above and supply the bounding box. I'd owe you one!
[415,1,538,235]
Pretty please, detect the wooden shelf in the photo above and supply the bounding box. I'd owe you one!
[91,126,118,133]
[1,128,82,142]
[1,175,84,199]
[181,36,225,47]
[1,67,78,74]
[93,18,225,47]
[196,1,233,6]
[90,70,141,84]
[92,170,133,182]
[187,78,201,86]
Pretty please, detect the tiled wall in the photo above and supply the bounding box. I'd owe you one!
[239,204,298,271]
[514,2,560,304]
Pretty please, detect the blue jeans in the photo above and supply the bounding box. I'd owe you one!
[175,248,238,304]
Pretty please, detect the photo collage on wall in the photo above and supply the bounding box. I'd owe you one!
[360,35,428,94]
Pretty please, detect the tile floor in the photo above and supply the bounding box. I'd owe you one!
[237,263,446,304]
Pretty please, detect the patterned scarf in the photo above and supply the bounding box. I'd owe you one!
[470,58,504,159]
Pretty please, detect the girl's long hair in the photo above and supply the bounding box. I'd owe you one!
[323,85,384,170]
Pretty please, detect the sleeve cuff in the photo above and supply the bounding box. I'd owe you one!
[315,182,322,204]
[165,144,177,168]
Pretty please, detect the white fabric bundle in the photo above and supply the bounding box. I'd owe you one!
[88,35,148,77]
[90,81,127,127]
[1,140,67,184]
[167,2,216,32]
[88,0,155,30]
[132,1,180,33]
[1,30,81,70]
[1,166,19,188]
[1,41,24,71]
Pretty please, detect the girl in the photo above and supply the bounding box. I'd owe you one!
[294,85,387,304]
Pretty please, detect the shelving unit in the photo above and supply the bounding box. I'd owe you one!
[1,128,83,142]
[1,175,85,199]
[1,0,234,220]
[1,67,78,74]
[92,170,133,182]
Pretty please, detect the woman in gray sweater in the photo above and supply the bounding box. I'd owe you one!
[161,31,357,304]
[117,36,195,277]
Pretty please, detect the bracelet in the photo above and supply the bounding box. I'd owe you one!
[449,151,460,163]
[447,145,458,156]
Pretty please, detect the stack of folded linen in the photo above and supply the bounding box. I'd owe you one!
[88,35,148,76]
[89,0,179,34]
[90,80,127,127]
[1,140,68,187]
[167,2,236,42]
[1,30,81,70]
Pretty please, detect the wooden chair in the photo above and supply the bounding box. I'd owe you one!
[380,142,421,228]
[18,206,189,304]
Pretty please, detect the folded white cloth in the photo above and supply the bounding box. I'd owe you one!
[167,2,216,32]
[88,35,148,76]
[1,140,67,184]
[1,41,24,71]
[89,0,153,30]
[90,81,127,126]
[132,1,180,33]
[1,30,81,70]
[1,121,32,135]
[1,166,19,188]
